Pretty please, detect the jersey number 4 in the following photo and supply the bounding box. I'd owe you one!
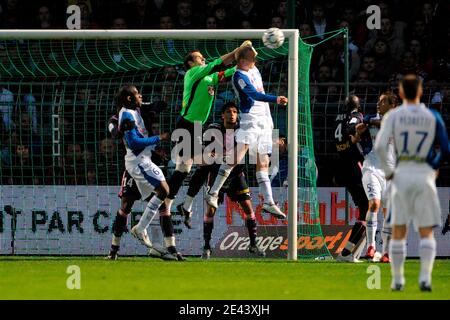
[335,123,343,142]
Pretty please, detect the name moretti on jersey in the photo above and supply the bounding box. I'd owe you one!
[398,115,432,127]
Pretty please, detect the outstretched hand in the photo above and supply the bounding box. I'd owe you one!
[234,40,257,61]
[240,40,253,48]
[277,96,288,105]
[159,132,170,141]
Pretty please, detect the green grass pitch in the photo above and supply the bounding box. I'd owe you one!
[1,257,449,300]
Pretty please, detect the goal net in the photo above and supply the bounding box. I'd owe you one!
[0,30,330,260]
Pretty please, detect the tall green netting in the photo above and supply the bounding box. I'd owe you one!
[0,34,330,259]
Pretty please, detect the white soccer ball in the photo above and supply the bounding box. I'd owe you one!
[262,28,285,49]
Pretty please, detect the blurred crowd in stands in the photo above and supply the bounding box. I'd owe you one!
[0,0,448,187]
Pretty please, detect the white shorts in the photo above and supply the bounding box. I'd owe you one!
[235,115,273,155]
[126,158,165,200]
[362,167,387,203]
[389,166,441,231]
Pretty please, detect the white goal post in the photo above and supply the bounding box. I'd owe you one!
[0,29,300,260]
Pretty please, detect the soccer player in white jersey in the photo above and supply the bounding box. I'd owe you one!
[117,85,184,260]
[375,75,450,291]
[205,45,288,219]
[356,92,397,262]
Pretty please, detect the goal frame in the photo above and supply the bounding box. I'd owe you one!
[0,29,300,260]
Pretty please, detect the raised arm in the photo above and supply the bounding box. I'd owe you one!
[120,112,160,150]
[234,72,278,103]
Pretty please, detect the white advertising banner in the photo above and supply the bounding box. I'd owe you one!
[1,186,449,257]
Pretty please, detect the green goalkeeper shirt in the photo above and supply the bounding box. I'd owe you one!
[181,58,236,124]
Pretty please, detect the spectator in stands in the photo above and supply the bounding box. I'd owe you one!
[337,20,361,79]
[395,51,428,82]
[213,4,229,28]
[0,85,15,131]
[409,38,433,75]
[22,92,38,134]
[350,70,378,104]
[159,14,174,29]
[8,144,43,185]
[319,45,344,81]
[340,5,363,46]
[408,18,431,50]
[151,122,160,136]
[0,0,21,28]
[241,20,252,29]
[420,1,435,25]
[365,16,405,63]
[35,5,54,29]
[132,0,150,28]
[316,64,333,83]
[16,112,41,156]
[274,0,288,23]
[163,65,178,81]
[86,166,97,185]
[299,22,314,38]
[270,16,285,29]
[235,0,260,28]
[271,135,288,187]
[79,0,98,29]
[205,0,220,18]
[144,0,175,27]
[175,0,195,29]
[371,38,394,81]
[0,121,13,171]
[359,54,378,82]
[111,16,127,29]
[313,63,340,103]
[205,16,218,29]
[64,143,86,185]
[310,2,332,40]
[96,137,119,185]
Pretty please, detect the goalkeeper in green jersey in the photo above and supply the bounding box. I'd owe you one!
[162,42,251,214]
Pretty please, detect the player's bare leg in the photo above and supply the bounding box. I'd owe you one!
[389,225,407,291]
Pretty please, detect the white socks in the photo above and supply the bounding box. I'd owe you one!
[164,236,176,248]
[381,224,392,255]
[390,239,406,286]
[209,164,233,195]
[183,195,194,213]
[366,211,378,247]
[164,198,174,213]
[419,237,436,286]
[256,171,274,205]
[136,196,163,233]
